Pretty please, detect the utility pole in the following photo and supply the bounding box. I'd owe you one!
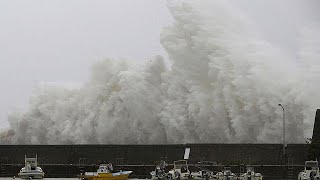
[278,104,286,156]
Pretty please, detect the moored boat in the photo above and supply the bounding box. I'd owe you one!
[80,163,132,180]
[239,166,262,180]
[298,160,320,180]
[150,160,168,180]
[167,160,193,180]
[192,161,215,180]
[18,154,44,179]
[215,166,237,180]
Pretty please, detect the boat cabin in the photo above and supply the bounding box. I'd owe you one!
[97,164,113,173]
[173,160,189,173]
[305,161,319,170]
[223,166,233,176]
[246,166,255,176]
[247,166,254,172]
[25,155,38,171]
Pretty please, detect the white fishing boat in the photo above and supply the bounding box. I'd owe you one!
[298,160,320,180]
[239,166,263,180]
[215,166,237,180]
[150,160,168,180]
[192,170,214,180]
[18,155,44,179]
[192,161,215,180]
[167,160,193,180]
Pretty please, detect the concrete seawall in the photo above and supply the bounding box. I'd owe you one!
[0,144,310,179]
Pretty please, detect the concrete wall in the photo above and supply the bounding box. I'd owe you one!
[0,144,309,165]
[0,144,310,179]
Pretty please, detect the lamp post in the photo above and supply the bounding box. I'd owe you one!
[278,104,285,156]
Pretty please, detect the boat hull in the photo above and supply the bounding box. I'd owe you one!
[81,171,132,180]
[239,176,263,180]
[18,171,44,179]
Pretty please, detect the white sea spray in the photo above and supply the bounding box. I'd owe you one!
[1,0,319,144]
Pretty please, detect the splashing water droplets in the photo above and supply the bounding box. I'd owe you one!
[1,0,319,144]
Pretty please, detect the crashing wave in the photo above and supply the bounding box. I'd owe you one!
[1,0,319,144]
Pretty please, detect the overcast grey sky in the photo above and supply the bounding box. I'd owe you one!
[0,0,319,128]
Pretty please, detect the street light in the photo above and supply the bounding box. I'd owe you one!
[278,104,285,156]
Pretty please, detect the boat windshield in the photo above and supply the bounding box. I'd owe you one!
[27,161,36,164]
[98,163,113,173]
[26,160,36,167]
[98,165,109,172]
[174,160,188,170]
[247,166,254,172]
[306,161,318,170]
